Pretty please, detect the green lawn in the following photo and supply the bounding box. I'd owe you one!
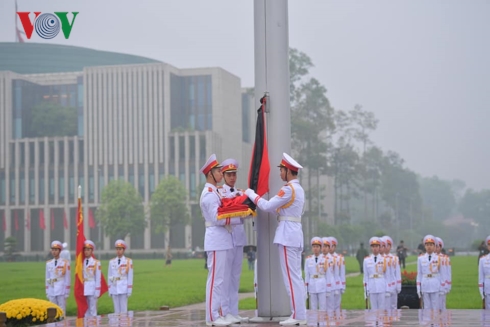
[0,256,482,316]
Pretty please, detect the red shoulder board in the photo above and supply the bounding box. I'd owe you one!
[419,254,424,257]
[208,187,213,192]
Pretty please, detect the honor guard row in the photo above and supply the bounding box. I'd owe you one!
[304,236,346,315]
[479,235,490,309]
[45,239,134,317]
[363,236,402,310]
[416,234,452,310]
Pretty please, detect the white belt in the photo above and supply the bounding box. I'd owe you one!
[47,278,61,284]
[277,216,301,222]
[84,278,94,281]
[423,273,439,278]
[115,277,126,280]
[485,276,490,279]
[205,221,232,233]
[369,274,384,278]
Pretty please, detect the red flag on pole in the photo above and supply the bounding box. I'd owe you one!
[26,210,30,230]
[63,210,68,230]
[2,212,5,232]
[248,96,270,196]
[88,208,96,229]
[51,209,55,231]
[75,188,108,318]
[14,211,19,231]
[39,210,46,230]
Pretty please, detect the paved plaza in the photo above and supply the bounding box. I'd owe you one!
[42,309,490,327]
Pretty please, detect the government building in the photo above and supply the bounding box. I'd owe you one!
[0,42,257,254]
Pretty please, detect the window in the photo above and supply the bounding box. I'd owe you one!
[59,174,65,201]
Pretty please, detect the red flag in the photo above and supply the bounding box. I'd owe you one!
[88,208,96,229]
[2,212,5,232]
[63,210,68,230]
[26,211,30,230]
[248,96,270,196]
[14,211,19,231]
[39,210,46,230]
[51,209,55,231]
[75,196,108,318]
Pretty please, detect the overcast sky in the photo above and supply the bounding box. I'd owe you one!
[1,0,489,190]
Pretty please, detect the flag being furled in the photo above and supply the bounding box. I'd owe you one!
[74,190,108,318]
[248,96,270,196]
[217,96,270,220]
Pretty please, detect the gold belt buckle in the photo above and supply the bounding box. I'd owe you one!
[312,275,318,278]
[427,274,432,278]
[373,274,379,278]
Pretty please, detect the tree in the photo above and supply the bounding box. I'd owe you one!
[97,180,146,239]
[28,102,77,137]
[419,176,456,221]
[459,189,490,235]
[150,176,191,248]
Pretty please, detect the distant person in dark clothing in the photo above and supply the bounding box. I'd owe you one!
[396,240,408,268]
[247,249,256,271]
[417,239,426,255]
[355,243,368,273]
[478,241,489,264]
[204,251,208,270]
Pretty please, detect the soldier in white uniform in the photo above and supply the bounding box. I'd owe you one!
[363,237,387,310]
[321,237,336,311]
[435,236,450,310]
[305,237,326,312]
[200,154,243,327]
[328,237,345,310]
[217,158,248,323]
[60,242,71,262]
[479,235,490,309]
[45,240,71,316]
[416,235,442,310]
[381,236,401,310]
[245,153,307,326]
[108,239,133,313]
[83,240,102,317]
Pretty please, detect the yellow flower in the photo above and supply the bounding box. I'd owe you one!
[16,314,22,320]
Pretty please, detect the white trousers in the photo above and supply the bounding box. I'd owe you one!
[48,295,66,316]
[485,294,490,309]
[368,293,385,310]
[85,296,98,317]
[422,292,439,310]
[206,249,231,322]
[309,292,326,311]
[333,291,342,310]
[325,292,335,311]
[226,245,243,316]
[439,292,446,310]
[112,294,128,313]
[390,291,398,309]
[278,245,306,320]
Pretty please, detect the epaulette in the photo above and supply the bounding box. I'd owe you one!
[306,255,312,258]
[419,253,424,257]
[47,259,53,263]
[217,186,223,189]
[208,187,213,192]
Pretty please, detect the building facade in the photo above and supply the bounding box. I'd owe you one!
[0,43,256,253]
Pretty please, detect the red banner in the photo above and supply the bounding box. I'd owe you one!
[63,210,68,230]
[39,210,46,230]
[26,211,30,230]
[248,96,270,196]
[88,208,96,229]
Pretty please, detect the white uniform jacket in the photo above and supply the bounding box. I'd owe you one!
[251,179,305,248]
[45,258,71,297]
[108,256,133,295]
[83,257,102,297]
[479,254,490,297]
[321,253,336,292]
[305,255,326,294]
[363,254,387,294]
[217,184,247,247]
[416,253,443,294]
[200,183,243,251]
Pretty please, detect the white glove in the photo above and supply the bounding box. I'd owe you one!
[417,292,421,298]
[341,289,345,294]
[334,290,339,295]
[245,188,258,202]
[127,293,131,298]
[364,292,368,300]
[385,292,391,297]
[439,291,445,296]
